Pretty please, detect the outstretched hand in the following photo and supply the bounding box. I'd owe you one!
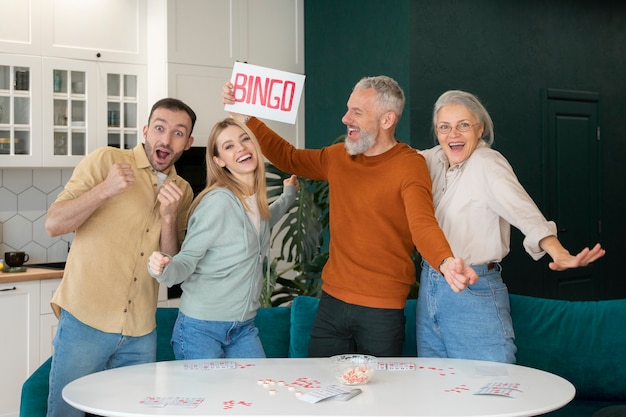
[548,243,605,271]
[440,257,479,293]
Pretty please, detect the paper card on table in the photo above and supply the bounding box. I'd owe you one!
[184,361,236,370]
[298,385,362,404]
[138,396,171,407]
[387,362,416,371]
[225,62,305,125]
[169,397,205,408]
[139,396,205,408]
[475,382,523,398]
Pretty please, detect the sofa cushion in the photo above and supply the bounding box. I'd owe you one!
[155,307,178,361]
[289,296,319,357]
[256,306,291,358]
[20,357,51,417]
[289,296,417,357]
[510,294,626,401]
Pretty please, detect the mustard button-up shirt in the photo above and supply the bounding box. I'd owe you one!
[50,144,193,336]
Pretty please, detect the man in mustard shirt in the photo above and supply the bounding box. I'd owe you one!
[44,98,196,417]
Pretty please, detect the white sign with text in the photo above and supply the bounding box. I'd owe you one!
[225,62,305,124]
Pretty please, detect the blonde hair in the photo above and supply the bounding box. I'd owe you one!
[188,118,270,219]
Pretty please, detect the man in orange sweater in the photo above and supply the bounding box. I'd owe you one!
[223,76,477,357]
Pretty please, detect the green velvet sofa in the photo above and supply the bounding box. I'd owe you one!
[20,295,626,417]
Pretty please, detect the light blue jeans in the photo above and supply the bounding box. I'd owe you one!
[171,311,265,359]
[47,309,156,417]
[416,261,516,363]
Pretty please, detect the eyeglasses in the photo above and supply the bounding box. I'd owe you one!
[436,122,480,134]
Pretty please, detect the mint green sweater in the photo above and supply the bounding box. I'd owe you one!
[151,186,295,321]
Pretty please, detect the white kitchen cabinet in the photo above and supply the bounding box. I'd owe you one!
[0,281,40,417]
[42,59,148,166]
[0,55,43,167]
[166,0,243,68]
[0,56,148,167]
[0,0,146,63]
[244,0,304,74]
[40,0,147,65]
[97,63,148,150]
[167,0,302,73]
[41,58,98,167]
[0,278,60,417]
[153,0,305,149]
[0,0,148,167]
[39,279,61,364]
[0,0,42,56]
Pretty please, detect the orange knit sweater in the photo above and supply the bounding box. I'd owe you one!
[249,118,452,309]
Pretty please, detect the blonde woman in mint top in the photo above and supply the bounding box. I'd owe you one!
[148,118,297,359]
[417,90,605,363]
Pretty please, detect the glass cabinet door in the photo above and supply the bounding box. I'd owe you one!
[99,63,146,151]
[43,58,97,167]
[0,66,31,155]
[0,56,42,166]
[52,69,88,156]
[106,72,139,149]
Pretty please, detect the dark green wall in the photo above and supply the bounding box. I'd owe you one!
[303,0,411,143]
[304,0,626,299]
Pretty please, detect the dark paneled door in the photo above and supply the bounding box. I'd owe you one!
[543,89,602,300]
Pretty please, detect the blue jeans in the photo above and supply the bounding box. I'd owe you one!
[416,261,516,363]
[171,311,265,359]
[308,292,405,357]
[47,309,156,417]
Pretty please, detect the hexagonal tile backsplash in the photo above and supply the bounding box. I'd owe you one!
[0,168,74,264]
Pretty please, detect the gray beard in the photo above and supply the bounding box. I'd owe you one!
[345,130,375,155]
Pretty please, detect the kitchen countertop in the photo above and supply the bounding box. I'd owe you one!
[0,267,64,284]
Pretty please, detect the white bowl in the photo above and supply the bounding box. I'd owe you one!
[330,354,377,385]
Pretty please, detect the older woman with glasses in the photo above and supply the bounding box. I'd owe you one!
[416,90,605,363]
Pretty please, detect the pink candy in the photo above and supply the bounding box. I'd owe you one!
[339,365,373,385]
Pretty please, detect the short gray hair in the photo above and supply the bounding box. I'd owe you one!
[353,75,405,120]
[432,90,494,146]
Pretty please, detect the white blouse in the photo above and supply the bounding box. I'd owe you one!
[420,142,557,265]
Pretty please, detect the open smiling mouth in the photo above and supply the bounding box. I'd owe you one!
[237,154,252,163]
[347,127,360,138]
[156,149,171,162]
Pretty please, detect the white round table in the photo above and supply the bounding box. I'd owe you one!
[63,357,575,417]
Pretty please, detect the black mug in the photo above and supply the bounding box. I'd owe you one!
[5,251,29,267]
